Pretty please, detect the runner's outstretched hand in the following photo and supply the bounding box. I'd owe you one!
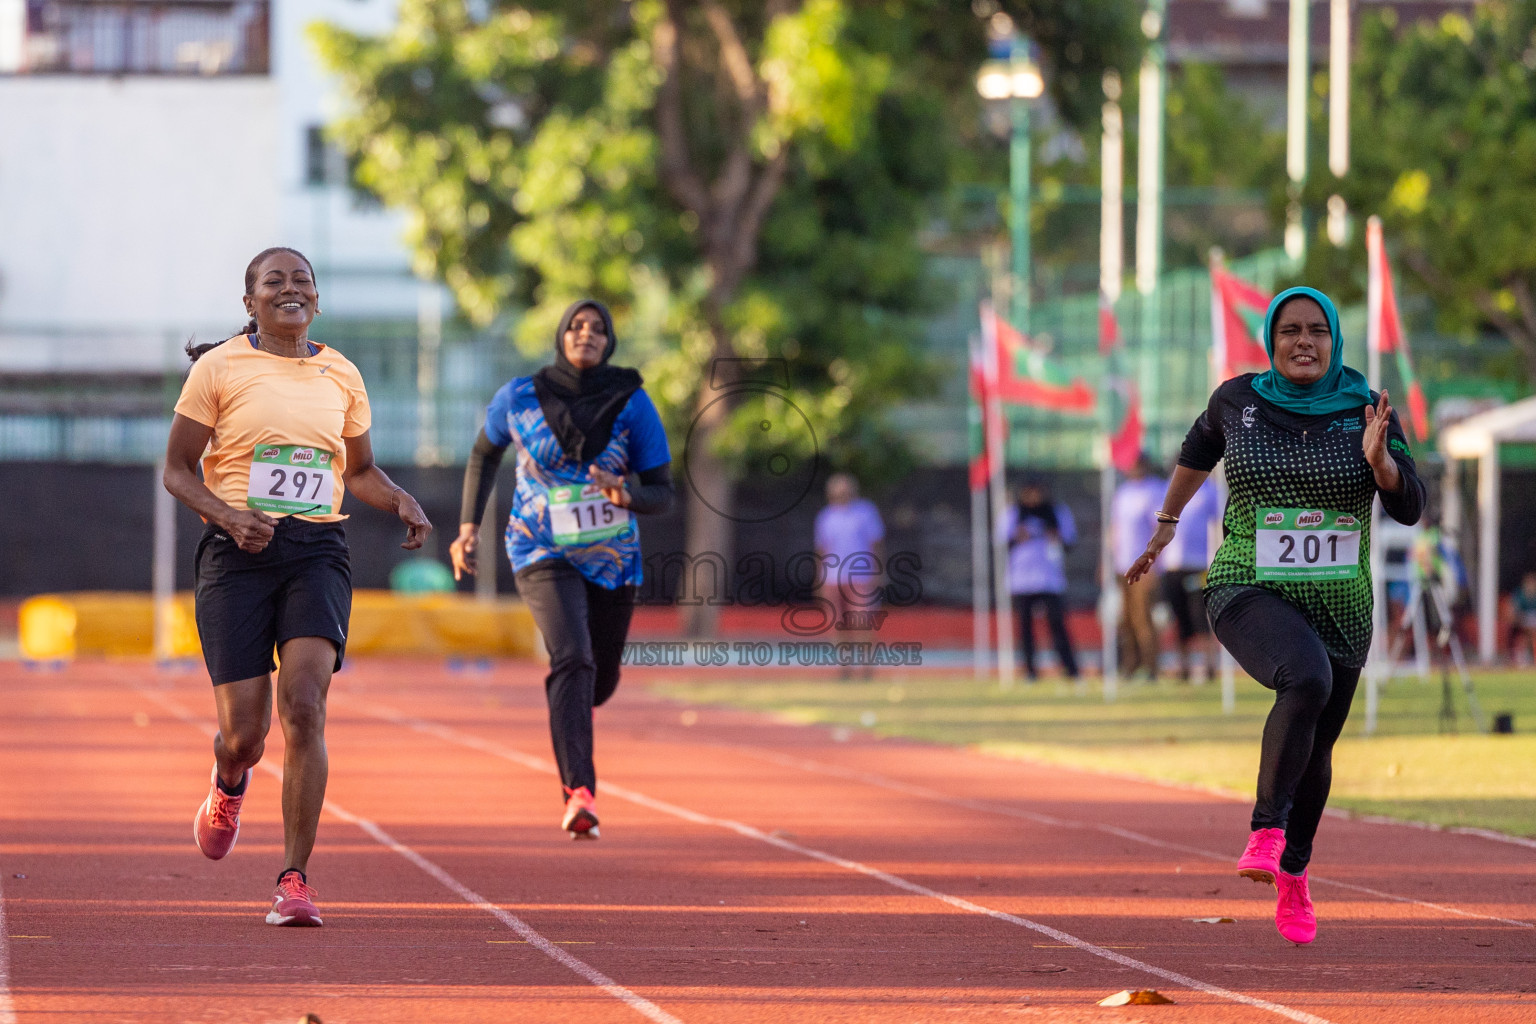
[1125,521,1177,586]
[1362,388,1392,471]
[449,523,478,580]
[394,490,432,550]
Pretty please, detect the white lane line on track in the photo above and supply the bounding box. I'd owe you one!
[365,702,1337,1024]
[719,744,1536,930]
[136,687,682,1024]
[0,870,17,1024]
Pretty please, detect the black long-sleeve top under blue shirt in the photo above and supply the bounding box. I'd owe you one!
[1178,374,1426,668]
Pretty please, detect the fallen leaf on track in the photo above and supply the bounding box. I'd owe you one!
[1097,990,1175,1006]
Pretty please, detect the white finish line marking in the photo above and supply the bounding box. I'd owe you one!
[365,702,1338,1024]
[137,687,681,1024]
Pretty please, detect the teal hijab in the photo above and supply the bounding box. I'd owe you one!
[1251,286,1374,416]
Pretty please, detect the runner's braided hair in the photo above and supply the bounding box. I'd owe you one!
[185,247,317,363]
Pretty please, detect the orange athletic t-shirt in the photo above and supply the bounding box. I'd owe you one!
[173,336,371,522]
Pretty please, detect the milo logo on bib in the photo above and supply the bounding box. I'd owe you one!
[291,448,316,465]
[1254,507,1363,581]
[259,446,282,461]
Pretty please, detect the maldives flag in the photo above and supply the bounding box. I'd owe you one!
[1367,217,1430,442]
[1099,295,1142,472]
[1210,267,1273,382]
[967,346,992,490]
[979,303,1097,414]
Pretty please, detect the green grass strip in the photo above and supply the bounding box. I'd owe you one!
[646,670,1536,838]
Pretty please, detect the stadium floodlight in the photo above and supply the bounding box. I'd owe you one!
[974,58,1043,101]
[976,62,1012,100]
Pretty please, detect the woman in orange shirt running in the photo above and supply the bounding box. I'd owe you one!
[163,246,431,927]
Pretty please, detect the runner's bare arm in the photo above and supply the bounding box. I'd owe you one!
[1124,465,1212,586]
[342,431,432,550]
[163,413,278,554]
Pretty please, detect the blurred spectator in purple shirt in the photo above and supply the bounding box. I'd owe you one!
[815,473,885,672]
[999,480,1079,680]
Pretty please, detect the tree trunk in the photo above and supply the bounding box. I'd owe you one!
[679,385,737,638]
[679,302,740,638]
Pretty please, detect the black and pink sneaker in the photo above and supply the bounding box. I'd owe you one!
[266,869,323,927]
[561,786,600,840]
[193,767,249,860]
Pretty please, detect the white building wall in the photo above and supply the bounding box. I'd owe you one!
[0,76,280,370]
[273,0,420,319]
[0,0,422,374]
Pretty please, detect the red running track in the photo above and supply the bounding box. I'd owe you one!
[0,658,1533,1023]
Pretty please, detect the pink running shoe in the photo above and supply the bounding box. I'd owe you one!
[266,869,323,927]
[193,766,250,860]
[561,787,600,840]
[1236,827,1286,885]
[1275,869,1316,944]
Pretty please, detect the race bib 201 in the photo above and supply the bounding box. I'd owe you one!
[1254,507,1361,581]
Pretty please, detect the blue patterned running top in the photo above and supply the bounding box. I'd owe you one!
[484,377,671,589]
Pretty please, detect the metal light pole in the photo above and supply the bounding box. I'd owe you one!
[1135,0,1167,457]
[977,19,1044,688]
[1285,0,1311,260]
[1326,0,1350,246]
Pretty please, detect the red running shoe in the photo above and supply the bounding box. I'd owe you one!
[1275,869,1317,944]
[193,766,250,860]
[266,869,323,927]
[561,787,600,840]
[1236,827,1286,885]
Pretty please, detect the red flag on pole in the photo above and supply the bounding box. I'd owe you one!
[980,304,1097,414]
[1210,267,1273,382]
[1099,294,1142,472]
[967,344,992,490]
[1367,218,1429,442]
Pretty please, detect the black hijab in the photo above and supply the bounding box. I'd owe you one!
[531,299,643,465]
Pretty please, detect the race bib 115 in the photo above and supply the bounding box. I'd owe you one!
[548,484,632,546]
[1254,507,1361,581]
[247,444,336,515]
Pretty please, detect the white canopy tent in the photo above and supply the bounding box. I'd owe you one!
[1438,396,1536,663]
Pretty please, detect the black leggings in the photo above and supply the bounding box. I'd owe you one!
[515,560,636,797]
[1012,593,1079,678]
[1208,586,1361,874]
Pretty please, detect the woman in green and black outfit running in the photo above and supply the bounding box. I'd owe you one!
[1126,287,1424,945]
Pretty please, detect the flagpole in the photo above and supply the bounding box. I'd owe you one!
[1285,0,1310,261]
[1208,248,1237,714]
[982,300,1017,688]
[970,336,991,680]
[1100,70,1125,700]
[1365,216,1386,735]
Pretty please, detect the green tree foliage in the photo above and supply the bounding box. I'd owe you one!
[1311,1,1536,379]
[311,0,1139,631]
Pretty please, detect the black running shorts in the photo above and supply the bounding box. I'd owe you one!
[194,516,352,685]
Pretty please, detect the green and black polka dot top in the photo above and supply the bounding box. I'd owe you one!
[1179,375,1426,667]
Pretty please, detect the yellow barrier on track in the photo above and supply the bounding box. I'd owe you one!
[18,591,538,661]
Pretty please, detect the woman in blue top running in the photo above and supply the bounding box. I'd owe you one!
[451,300,673,838]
